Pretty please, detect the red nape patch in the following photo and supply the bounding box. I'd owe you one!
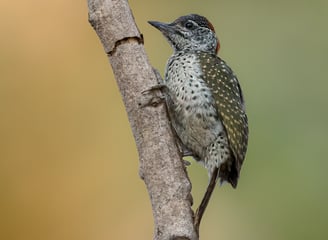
[216,41,221,54]
[207,20,216,32]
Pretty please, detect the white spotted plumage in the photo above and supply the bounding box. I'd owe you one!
[149,14,248,187]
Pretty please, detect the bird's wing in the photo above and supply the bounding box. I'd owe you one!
[198,52,249,168]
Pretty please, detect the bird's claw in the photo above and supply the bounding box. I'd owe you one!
[139,85,167,108]
[183,159,191,166]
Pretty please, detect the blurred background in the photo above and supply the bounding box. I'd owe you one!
[0,0,328,239]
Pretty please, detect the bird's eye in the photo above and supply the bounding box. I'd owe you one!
[185,21,194,29]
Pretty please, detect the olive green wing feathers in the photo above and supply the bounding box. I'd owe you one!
[199,52,249,167]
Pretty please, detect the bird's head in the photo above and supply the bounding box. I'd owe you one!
[148,14,220,54]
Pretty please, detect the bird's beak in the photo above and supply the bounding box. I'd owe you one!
[148,21,175,35]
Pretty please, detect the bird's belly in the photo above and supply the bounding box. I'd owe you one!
[165,53,224,160]
[166,82,224,160]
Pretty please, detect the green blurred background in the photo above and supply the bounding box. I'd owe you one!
[0,0,327,239]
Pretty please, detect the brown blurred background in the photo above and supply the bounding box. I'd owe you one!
[0,0,328,239]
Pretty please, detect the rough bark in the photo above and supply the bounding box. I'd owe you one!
[87,1,197,239]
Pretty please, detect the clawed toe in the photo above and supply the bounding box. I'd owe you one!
[139,85,167,108]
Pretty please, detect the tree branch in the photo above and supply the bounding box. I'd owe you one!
[87,0,197,239]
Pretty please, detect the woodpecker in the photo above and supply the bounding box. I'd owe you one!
[148,14,248,188]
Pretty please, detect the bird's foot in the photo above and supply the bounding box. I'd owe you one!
[138,67,168,108]
[139,84,168,108]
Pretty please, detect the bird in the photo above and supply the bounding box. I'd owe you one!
[147,14,248,230]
